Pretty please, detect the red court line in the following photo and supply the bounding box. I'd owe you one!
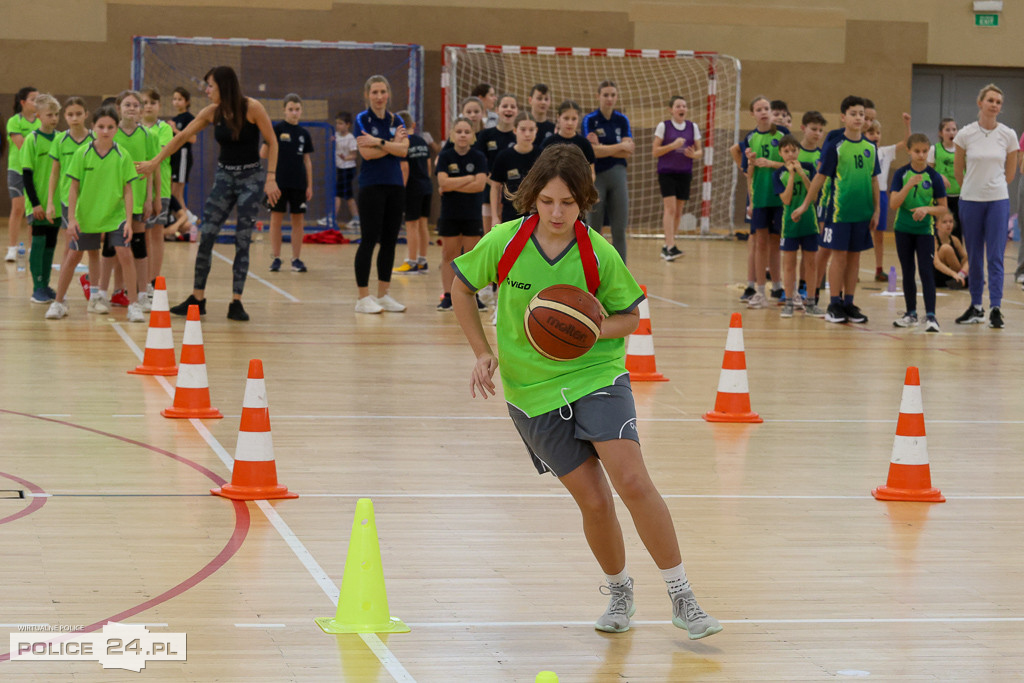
[0,409,251,663]
[0,471,47,526]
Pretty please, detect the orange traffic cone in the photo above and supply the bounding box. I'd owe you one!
[703,312,762,423]
[161,305,222,419]
[625,285,668,382]
[128,276,177,376]
[872,367,944,503]
[211,359,297,500]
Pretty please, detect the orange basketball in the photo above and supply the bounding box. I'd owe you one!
[524,284,603,361]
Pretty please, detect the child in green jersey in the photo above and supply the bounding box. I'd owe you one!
[929,118,961,238]
[890,133,948,332]
[141,88,172,286]
[450,144,723,641]
[46,106,139,321]
[773,135,824,318]
[6,87,39,262]
[21,94,61,304]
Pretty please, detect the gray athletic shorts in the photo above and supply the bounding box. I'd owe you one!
[508,374,639,477]
[146,197,171,228]
[8,169,24,198]
[71,226,128,251]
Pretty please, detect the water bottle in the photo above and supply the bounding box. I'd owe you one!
[189,222,198,243]
[254,221,264,242]
[16,242,26,272]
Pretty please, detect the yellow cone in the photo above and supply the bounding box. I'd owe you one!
[315,498,409,634]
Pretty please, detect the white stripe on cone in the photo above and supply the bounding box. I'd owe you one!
[890,435,930,466]
[627,333,655,356]
[176,363,210,390]
[143,327,174,350]
[182,321,203,346]
[234,431,275,462]
[152,289,169,311]
[725,327,745,352]
[243,378,268,409]
[716,368,750,394]
[899,385,923,415]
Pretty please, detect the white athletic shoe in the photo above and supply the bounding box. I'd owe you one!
[87,297,110,314]
[127,302,146,322]
[5,246,16,262]
[375,294,406,312]
[355,295,383,314]
[137,291,152,313]
[45,301,68,319]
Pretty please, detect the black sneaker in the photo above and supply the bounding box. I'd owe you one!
[844,302,868,323]
[955,305,985,325]
[437,293,453,312]
[227,299,249,321]
[825,301,847,323]
[170,294,206,316]
[740,286,756,302]
[269,257,282,272]
[770,287,785,300]
[664,245,684,261]
[989,307,1004,329]
[291,258,307,273]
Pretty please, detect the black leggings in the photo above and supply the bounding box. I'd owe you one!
[354,184,404,288]
[895,231,936,316]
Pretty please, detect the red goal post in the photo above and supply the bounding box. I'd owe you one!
[442,44,741,235]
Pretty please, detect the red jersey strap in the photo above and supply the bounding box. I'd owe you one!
[495,214,600,295]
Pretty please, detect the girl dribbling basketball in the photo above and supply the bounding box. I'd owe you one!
[449,144,722,640]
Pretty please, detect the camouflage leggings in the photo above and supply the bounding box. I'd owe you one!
[194,165,263,295]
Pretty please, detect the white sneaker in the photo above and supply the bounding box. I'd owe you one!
[375,294,406,312]
[45,301,68,319]
[127,302,146,322]
[746,292,768,309]
[87,297,109,314]
[147,282,155,297]
[5,246,16,262]
[477,286,495,307]
[137,291,152,312]
[1016,273,1024,284]
[355,295,383,314]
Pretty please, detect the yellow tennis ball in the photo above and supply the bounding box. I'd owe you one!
[535,672,559,683]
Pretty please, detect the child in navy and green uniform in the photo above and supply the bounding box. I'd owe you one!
[889,133,948,332]
[262,93,314,273]
[450,143,723,642]
[20,94,61,304]
[773,135,824,318]
[794,95,879,324]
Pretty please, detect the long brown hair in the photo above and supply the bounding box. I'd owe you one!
[512,144,598,215]
[205,66,247,140]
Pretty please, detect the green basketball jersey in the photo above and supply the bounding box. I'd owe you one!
[891,165,947,235]
[144,120,173,197]
[49,130,94,206]
[820,136,879,223]
[6,113,41,171]
[773,162,818,238]
[114,126,158,212]
[799,146,823,212]
[932,143,960,196]
[453,218,644,417]
[66,142,138,233]
[742,127,787,208]
[20,130,56,214]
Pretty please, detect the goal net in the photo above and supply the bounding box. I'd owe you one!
[443,44,741,236]
[132,36,423,232]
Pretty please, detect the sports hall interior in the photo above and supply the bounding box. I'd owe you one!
[2,1,1023,681]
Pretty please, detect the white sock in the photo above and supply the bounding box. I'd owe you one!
[661,563,691,596]
[756,284,766,295]
[417,256,427,265]
[97,289,107,299]
[90,286,98,296]
[604,568,630,587]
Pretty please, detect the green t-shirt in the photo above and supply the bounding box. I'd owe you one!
[891,164,947,235]
[66,142,138,233]
[741,126,787,208]
[144,120,173,197]
[114,126,158,212]
[20,130,56,214]
[49,130,93,206]
[932,143,960,196]
[819,136,879,223]
[6,113,41,172]
[798,146,823,214]
[452,218,645,417]
[773,162,818,238]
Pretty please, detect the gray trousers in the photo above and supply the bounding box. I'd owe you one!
[588,164,629,263]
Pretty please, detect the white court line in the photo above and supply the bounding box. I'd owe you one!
[110,322,415,683]
[408,616,1024,628]
[646,293,689,308]
[234,623,286,628]
[212,249,300,302]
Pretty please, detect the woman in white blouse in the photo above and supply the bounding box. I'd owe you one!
[953,83,1019,328]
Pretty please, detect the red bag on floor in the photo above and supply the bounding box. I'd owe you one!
[303,229,350,244]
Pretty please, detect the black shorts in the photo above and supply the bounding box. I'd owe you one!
[437,217,483,237]
[658,172,693,200]
[170,147,194,184]
[271,187,307,214]
[405,190,431,221]
[335,167,356,200]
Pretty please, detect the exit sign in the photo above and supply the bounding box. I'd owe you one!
[976,13,999,26]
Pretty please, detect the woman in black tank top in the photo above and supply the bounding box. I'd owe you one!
[137,66,279,321]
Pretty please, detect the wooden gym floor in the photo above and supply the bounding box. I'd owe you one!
[1,225,1023,682]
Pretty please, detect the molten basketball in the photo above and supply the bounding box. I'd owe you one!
[524,284,603,361]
